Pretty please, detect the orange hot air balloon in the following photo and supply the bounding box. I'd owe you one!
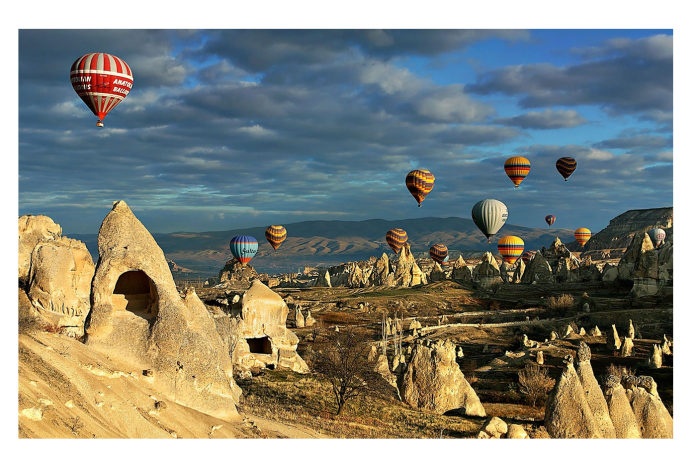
[504,156,531,188]
[386,228,408,253]
[265,225,287,251]
[405,169,435,207]
[497,236,525,264]
[575,228,592,246]
[70,53,133,127]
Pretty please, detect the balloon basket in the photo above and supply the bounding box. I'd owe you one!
[96,120,104,128]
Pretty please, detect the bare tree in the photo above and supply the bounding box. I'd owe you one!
[309,326,394,415]
[518,364,555,407]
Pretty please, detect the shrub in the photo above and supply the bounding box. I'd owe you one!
[463,359,478,385]
[518,364,556,407]
[546,294,574,312]
[605,364,635,380]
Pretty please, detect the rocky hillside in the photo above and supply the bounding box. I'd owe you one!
[566,207,672,259]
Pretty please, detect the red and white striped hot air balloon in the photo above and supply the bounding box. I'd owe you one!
[70,53,133,127]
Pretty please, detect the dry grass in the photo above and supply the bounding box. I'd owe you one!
[236,370,484,438]
[605,363,636,380]
[546,294,574,311]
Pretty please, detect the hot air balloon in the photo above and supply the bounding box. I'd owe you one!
[504,156,531,188]
[265,225,287,251]
[70,53,133,127]
[429,244,449,264]
[472,199,508,243]
[574,228,591,247]
[522,250,538,264]
[648,228,666,248]
[405,169,435,207]
[545,215,556,227]
[386,228,408,253]
[498,236,525,264]
[230,235,258,265]
[556,157,577,181]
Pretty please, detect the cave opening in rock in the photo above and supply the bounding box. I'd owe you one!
[247,337,273,354]
[112,270,159,320]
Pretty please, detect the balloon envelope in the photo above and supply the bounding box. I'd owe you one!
[498,236,525,264]
[472,199,508,243]
[230,235,258,265]
[648,228,666,248]
[70,53,133,125]
[429,244,449,264]
[405,169,435,207]
[504,156,531,188]
[265,225,287,251]
[386,228,408,253]
[574,228,592,246]
[545,215,556,227]
[556,157,577,181]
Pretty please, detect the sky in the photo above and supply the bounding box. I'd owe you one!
[18,29,673,235]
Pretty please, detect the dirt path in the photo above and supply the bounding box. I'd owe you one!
[244,414,329,438]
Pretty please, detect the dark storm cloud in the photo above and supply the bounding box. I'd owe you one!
[467,35,672,121]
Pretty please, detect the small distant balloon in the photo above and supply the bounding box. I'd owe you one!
[265,225,287,251]
[545,215,556,227]
[556,157,577,181]
[472,199,508,243]
[230,235,258,265]
[386,228,408,253]
[574,228,592,247]
[498,236,525,264]
[405,169,435,207]
[70,53,133,127]
[429,244,449,264]
[504,156,531,188]
[648,228,666,248]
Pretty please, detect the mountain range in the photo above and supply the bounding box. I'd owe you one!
[70,217,574,275]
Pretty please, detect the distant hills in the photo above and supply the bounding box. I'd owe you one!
[71,217,574,275]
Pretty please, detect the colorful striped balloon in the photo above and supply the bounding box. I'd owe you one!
[556,157,577,181]
[574,228,592,246]
[265,225,287,251]
[405,169,435,207]
[504,156,531,188]
[230,235,258,265]
[545,215,556,227]
[648,228,666,248]
[386,228,408,254]
[522,250,538,264]
[70,53,133,127]
[498,236,525,264]
[429,244,449,264]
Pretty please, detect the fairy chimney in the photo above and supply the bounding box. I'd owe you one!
[576,343,616,438]
[85,201,241,421]
[544,355,603,439]
[607,324,621,350]
[603,375,642,439]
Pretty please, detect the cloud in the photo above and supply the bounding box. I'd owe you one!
[594,134,672,151]
[494,109,588,129]
[467,34,672,120]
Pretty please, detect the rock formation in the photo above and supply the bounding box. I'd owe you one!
[607,324,621,350]
[536,351,544,365]
[576,343,616,438]
[545,355,603,439]
[628,319,635,340]
[506,424,529,439]
[18,215,62,286]
[400,340,485,416]
[478,417,508,439]
[216,280,309,374]
[451,256,472,281]
[521,251,553,284]
[84,201,241,421]
[430,263,447,282]
[218,259,260,287]
[647,344,663,369]
[621,337,634,357]
[295,308,305,328]
[603,375,641,438]
[472,252,502,285]
[625,376,673,438]
[305,310,316,327]
[590,326,602,337]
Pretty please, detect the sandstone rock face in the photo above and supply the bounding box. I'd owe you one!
[400,340,485,416]
[218,280,308,374]
[369,253,392,286]
[545,356,603,439]
[430,263,447,282]
[18,215,62,286]
[576,343,616,438]
[627,377,673,438]
[310,269,332,287]
[473,252,501,282]
[218,259,260,287]
[511,259,526,284]
[85,201,240,421]
[451,256,472,281]
[521,252,553,284]
[603,375,641,439]
[27,237,95,337]
[392,244,427,287]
